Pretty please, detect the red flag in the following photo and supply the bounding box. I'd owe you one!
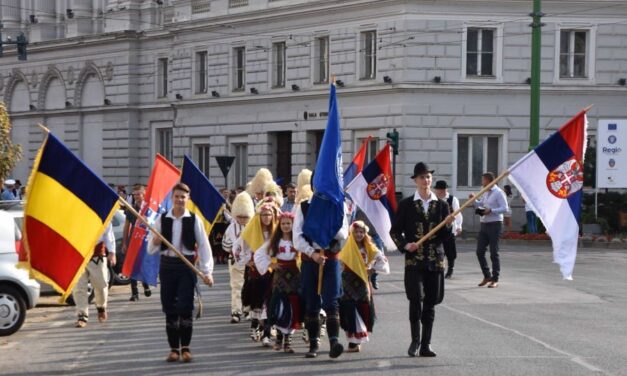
[343,136,371,188]
[121,155,180,284]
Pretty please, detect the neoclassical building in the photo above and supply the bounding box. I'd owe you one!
[2,0,626,228]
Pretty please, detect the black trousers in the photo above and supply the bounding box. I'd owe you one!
[405,268,444,344]
[160,255,197,349]
[130,279,149,295]
[442,235,457,269]
[476,222,502,281]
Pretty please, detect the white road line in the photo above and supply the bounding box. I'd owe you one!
[442,304,610,375]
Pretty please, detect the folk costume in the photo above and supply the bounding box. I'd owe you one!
[338,221,389,352]
[254,212,303,353]
[390,162,451,358]
[234,198,279,345]
[293,199,349,358]
[147,207,213,362]
[222,192,255,323]
[74,224,115,327]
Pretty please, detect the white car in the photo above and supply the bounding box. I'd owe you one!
[0,207,40,336]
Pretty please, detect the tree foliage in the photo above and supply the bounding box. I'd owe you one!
[0,102,23,180]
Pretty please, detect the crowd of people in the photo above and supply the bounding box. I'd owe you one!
[42,159,516,363]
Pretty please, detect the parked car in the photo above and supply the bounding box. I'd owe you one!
[2,202,130,303]
[0,207,40,336]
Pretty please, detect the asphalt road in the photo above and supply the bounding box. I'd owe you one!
[2,243,627,376]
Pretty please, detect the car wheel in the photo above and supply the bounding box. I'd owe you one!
[0,285,27,336]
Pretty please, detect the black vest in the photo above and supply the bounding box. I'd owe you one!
[160,213,197,251]
[446,194,455,208]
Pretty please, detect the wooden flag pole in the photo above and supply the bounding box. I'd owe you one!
[317,261,324,295]
[413,170,511,248]
[118,196,207,279]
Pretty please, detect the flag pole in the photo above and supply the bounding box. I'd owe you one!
[413,170,511,248]
[118,196,207,279]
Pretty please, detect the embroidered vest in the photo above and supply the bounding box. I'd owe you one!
[160,213,197,251]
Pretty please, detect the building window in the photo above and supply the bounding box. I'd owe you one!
[233,47,246,91]
[195,51,207,94]
[233,143,248,188]
[466,28,494,77]
[195,144,210,177]
[229,0,248,8]
[358,137,379,164]
[307,130,325,168]
[457,135,500,187]
[272,42,286,88]
[314,36,329,84]
[560,30,587,78]
[274,132,292,186]
[157,58,168,98]
[191,0,210,13]
[359,30,377,80]
[157,128,173,162]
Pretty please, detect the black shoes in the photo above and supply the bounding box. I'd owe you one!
[129,294,139,301]
[329,340,344,359]
[144,289,152,297]
[419,344,437,357]
[305,342,319,358]
[408,340,419,357]
[370,272,379,290]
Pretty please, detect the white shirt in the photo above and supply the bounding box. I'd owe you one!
[254,238,297,275]
[413,190,439,213]
[474,185,509,223]
[444,193,463,235]
[147,209,213,276]
[100,224,115,254]
[357,244,390,275]
[222,222,244,254]
[293,200,349,257]
[233,230,270,268]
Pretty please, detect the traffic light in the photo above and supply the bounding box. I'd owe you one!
[386,129,399,155]
[16,33,27,61]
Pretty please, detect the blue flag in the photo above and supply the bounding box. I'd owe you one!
[181,155,226,235]
[303,84,345,248]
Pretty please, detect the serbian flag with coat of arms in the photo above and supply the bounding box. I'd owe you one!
[346,144,397,250]
[509,109,588,280]
[122,154,179,286]
[21,132,120,301]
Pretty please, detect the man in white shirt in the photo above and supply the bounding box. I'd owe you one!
[469,172,509,288]
[148,183,214,363]
[434,180,463,279]
[74,224,116,328]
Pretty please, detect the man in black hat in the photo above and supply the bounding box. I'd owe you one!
[434,180,463,279]
[390,162,454,358]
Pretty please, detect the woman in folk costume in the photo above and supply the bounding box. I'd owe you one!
[234,196,280,346]
[222,192,255,324]
[338,220,390,353]
[254,211,303,353]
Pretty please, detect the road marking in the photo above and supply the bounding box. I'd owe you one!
[442,304,610,375]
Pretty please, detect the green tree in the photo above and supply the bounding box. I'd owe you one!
[0,102,23,180]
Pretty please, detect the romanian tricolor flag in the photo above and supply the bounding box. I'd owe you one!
[22,132,120,301]
[181,155,226,235]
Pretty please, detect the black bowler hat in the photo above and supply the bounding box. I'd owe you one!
[434,180,448,190]
[410,162,434,179]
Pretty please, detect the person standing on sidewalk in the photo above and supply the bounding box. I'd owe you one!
[390,162,454,358]
[122,184,152,301]
[470,172,509,289]
[434,180,463,279]
[147,183,214,363]
[74,224,116,328]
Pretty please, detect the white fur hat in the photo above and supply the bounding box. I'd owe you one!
[231,192,255,218]
[263,180,284,208]
[296,169,312,191]
[247,168,273,196]
[295,184,313,205]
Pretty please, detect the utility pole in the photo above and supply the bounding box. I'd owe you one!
[529,0,544,148]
